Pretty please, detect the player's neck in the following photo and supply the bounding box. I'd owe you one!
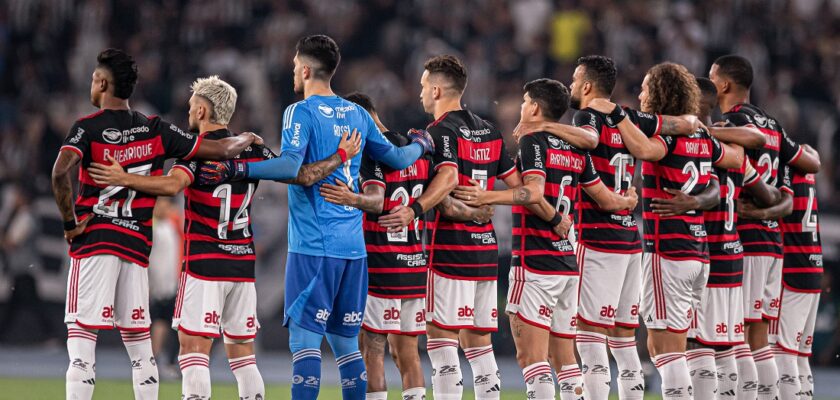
[433,97,463,120]
[372,114,389,132]
[99,96,130,111]
[720,92,749,114]
[199,122,227,134]
[304,80,335,99]
[580,93,608,110]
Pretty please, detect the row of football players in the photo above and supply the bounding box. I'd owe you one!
[338,54,822,400]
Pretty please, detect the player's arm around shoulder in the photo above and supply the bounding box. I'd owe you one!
[588,99,668,161]
[87,155,192,196]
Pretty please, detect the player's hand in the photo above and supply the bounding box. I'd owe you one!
[241,131,264,146]
[552,214,572,239]
[472,204,495,224]
[452,179,487,206]
[320,179,356,207]
[197,160,248,185]
[737,199,766,220]
[64,214,93,244]
[587,98,617,114]
[338,129,362,160]
[408,128,435,155]
[651,188,698,217]
[512,120,545,142]
[622,186,639,210]
[378,205,415,231]
[88,156,128,186]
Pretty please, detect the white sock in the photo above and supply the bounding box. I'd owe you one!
[366,391,388,400]
[655,352,692,399]
[752,346,779,400]
[609,336,645,399]
[66,324,97,400]
[797,356,813,400]
[774,350,800,400]
[556,364,584,400]
[522,361,554,400]
[576,332,611,400]
[402,386,426,400]
[120,330,158,400]
[715,349,738,399]
[464,345,501,400]
[230,355,265,400]
[427,338,463,400]
[687,348,717,399]
[179,353,211,400]
[734,344,758,400]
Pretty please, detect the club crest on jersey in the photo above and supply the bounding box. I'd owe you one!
[753,114,767,127]
[318,104,335,118]
[102,128,123,144]
[547,135,562,148]
[459,126,472,139]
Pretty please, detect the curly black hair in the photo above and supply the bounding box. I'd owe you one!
[97,48,138,99]
[423,55,467,94]
[643,62,700,116]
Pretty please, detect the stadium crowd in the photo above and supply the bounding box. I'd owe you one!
[1,0,839,369]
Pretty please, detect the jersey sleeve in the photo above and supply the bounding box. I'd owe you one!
[60,122,90,159]
[572,110,600,134]
[723,111,754,128]
[362,111,423,170]
[625,108,662,137]
[778,163,793,194]
[497,136,517,179]
[744,158,761,187]
[171,159,199,184]
[360,155,385,190]
[580,152,601,187]
[429,125,459,171]
[710,133,725,167]
[280,103,313,157]
[518,134,546,178]
[155,117,202,160]
[778,129,804,165]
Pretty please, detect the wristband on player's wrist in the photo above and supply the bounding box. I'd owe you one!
[549,212,564,227]
[609,104,627,124]
[409,202,424,218]
[337,148,348,163]
[63,219,77,231]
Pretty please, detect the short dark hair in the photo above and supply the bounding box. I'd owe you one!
[695,77,717,98]
[97,48,138,99]
[576,55,617,95]
[296,35,341,79]
[423,55,467,94]
[524,78,571,121]
[713,55,753,89]
[343,92,375,114]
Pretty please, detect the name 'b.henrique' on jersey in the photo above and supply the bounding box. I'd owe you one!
[513,133,600,273]
[724,103,803,258]
[173,129,275,281]
[361,131,432,299]
[573,106,661,253]
[428,110,516,280]
[642,128,724,261]
[61,109,202,266]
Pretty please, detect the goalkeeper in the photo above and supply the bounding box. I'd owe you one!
[198,35,433,400]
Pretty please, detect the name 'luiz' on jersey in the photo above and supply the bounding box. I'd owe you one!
[361,131,432,299]
[61,109,202,267]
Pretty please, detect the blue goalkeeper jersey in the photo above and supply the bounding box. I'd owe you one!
[280,95,415,259]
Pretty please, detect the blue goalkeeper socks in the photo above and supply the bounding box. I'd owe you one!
[289,320,323,400]
[326,332,367,400]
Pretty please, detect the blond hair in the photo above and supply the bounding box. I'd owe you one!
[190,75,237,125]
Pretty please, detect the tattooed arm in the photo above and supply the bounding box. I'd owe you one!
[280,153,344,186]
[436,195,495,223]
[52,149,92,242]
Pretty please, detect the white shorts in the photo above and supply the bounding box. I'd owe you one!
[577,244,642,328]
[742,256,782,322]
[505,266,578,337]
[689,285,746,345]
[362,296,426,335]
[641,254,708,333]
[172,273,260,342]
[425,271,497,331]
[773,288,819,356]
[65,255,151,331]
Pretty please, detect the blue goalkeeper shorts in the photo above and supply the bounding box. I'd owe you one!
[283,253,368,337]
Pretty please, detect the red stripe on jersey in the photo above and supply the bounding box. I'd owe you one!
[61,145,83,158]
[188,253,256,262]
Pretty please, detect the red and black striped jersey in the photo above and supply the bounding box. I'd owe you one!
[642,128,724,262]
[172,129,273,282]
[704,159,760,287]
[60,109,202,267]
[780,168,822,293]
[427,110,516,281]
[572,107,661,254]
[361,131,432,298]
[513,132,600,274]
[724,103,802,258]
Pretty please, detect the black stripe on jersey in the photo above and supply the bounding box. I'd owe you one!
[781,171,822,292]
